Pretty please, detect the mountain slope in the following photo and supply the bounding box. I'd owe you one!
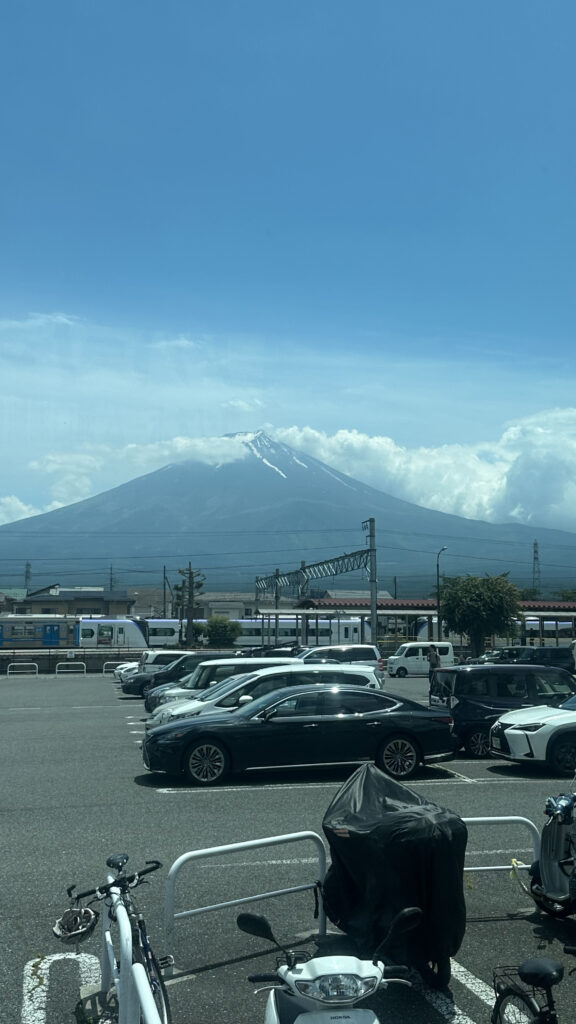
[1,431,575,595]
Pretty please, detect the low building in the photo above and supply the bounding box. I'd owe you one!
[11,585,134,617]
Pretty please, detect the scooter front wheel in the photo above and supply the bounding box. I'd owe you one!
[529,878,573,918]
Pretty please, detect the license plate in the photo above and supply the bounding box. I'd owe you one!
[491,736,501,750]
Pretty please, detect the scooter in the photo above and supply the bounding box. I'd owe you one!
[237,905,422,1024]
[512,791,576,918]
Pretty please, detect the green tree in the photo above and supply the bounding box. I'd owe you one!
[205,615,243,648]
[441,574,521,657]
[553,589,576,601]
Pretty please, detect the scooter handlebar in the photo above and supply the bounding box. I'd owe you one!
[563,945,576,956]
[382,965,411,979]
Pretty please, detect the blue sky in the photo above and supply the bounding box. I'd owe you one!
[1,2,575,532]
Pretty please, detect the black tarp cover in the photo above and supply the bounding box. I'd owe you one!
[322,763,468,967]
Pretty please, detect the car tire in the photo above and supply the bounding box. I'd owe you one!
[376,735,420,780]
[183,740,230,786]
[463,727,490,759]
[395,667,408,679]
[548,735,576,774]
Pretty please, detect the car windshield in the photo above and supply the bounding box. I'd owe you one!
[195,673,258,702]
[560,695,576,711]
[232,684,391,719]
[393,645,408,656]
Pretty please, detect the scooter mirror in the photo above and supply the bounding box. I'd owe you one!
[391,906,422,935]
[237,912,276,943]
[372,906,422,964]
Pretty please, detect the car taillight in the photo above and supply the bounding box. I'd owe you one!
[378,659,384,671]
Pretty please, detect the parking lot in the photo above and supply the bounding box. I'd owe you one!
[3,670,576,1023]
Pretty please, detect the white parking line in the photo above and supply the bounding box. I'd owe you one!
[450,961,495,1007]
[21,953,100,1024]
[412,972,478,1023]
[153,773,556,793]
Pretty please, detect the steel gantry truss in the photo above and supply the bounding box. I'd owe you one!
[255,548,371,598]
[255,519,379,640]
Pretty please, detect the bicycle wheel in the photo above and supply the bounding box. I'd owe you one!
[492,986,541,1024]
[133,947,172,1024]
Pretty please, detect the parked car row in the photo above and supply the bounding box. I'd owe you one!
[115,643,459,786]
[478,644,575,674]
[116,641,576,784]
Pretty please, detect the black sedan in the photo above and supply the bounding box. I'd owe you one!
[142,684,457,786]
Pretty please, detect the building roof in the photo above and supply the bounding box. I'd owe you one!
[25,590,132,602]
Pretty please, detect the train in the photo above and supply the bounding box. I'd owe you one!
[0,614,369,650]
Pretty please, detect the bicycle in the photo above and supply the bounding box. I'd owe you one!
[491,946,576,1023]
[53,854,172,1024]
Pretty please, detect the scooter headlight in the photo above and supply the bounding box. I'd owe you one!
[295,973,378,1003]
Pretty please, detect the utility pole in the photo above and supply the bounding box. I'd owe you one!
[532,540,541,594]
[185,562,195,645]
[274,569,280,645]
[362,518,378,644]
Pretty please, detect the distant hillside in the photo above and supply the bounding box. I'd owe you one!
[1,431,575,596]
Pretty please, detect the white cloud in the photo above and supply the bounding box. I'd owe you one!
[2,411,576,534]
[275,415,576,533]
[149,335,202,351]
[1,311,576,534]
[221,398,265,412]
[0,496,43,526]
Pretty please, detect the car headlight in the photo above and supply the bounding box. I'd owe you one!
[295,974,378,1003]
[171,710,201,721]
[516,723,545,732]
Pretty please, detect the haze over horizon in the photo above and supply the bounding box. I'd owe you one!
[1,3,575,534]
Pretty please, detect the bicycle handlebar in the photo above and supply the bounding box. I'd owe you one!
[67,860,163,901]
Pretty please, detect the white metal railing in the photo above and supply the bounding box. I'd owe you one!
[103,661,127,674]
[162,818,540,975]
[164,831,327,975]
[462,816,541,871]
[98,880,163,1024]
[55,661,87,674]
[7,662,39,675]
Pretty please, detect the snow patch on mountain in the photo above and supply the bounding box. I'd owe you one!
[320,465,359,491]
[246,440,287,478]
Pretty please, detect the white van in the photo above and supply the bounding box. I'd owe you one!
[387,641,454,678]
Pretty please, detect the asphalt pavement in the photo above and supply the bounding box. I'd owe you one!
[3,670,576,1024]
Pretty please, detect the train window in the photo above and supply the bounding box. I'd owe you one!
[81,627,95,638]
[97,625,114,644]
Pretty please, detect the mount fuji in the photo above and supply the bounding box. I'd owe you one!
[1,431,575,596]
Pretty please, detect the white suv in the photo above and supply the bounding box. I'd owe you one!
[296,644,385,682]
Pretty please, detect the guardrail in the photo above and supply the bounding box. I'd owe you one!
[103,661,128,674]
[162,817,540,975]
[55,661,87,675]
[164,831,327,975]
[462,815,540,872]
[7,662,39,675]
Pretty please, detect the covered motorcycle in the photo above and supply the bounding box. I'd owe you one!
[321,762,468,987]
